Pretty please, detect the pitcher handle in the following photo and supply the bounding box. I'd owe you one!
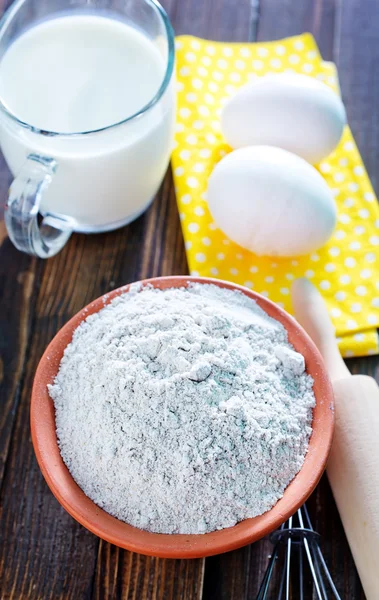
[4,153,73,258]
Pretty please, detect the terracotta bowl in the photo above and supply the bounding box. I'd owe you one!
[31,276,334,558]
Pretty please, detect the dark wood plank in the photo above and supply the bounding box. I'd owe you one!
[335,0,379,193]
[0,240,37,485]
[165,0,256,41]
[0,0,50,590]
[0,0,39,493]
[257,0,336,60]
[93,542,204,600]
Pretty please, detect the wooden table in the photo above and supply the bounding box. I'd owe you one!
[1,0,378,597]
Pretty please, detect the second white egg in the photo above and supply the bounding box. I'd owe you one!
[221,73,346,164]
[207,146,337,257]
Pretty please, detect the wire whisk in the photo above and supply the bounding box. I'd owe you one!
[256,504,342,600]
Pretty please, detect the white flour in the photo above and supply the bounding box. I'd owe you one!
[49,283,315,534]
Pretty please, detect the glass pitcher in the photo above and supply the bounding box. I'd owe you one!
[0,0,175,258]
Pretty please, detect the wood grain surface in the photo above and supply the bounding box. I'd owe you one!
[0,0,377,598]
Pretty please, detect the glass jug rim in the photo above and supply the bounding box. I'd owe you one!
[0,0,175,137]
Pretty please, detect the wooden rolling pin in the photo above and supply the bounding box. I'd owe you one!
[291,278,379,600]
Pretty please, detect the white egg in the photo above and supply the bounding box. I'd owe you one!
[207,146,337,257]
[221,74,346,164]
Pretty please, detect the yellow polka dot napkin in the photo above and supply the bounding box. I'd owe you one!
[172,33,379,358]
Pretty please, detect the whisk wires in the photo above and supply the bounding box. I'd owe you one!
[256,504,342,600]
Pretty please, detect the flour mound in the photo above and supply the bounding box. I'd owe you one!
[49,283,315,534]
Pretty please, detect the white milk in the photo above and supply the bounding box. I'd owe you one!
[0,15,174,230]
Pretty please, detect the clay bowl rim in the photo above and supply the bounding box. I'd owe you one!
[31,275,334,559]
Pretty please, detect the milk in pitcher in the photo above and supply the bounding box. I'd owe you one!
[0,15,175,230]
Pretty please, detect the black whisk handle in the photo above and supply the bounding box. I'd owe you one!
[270,526,320,546]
